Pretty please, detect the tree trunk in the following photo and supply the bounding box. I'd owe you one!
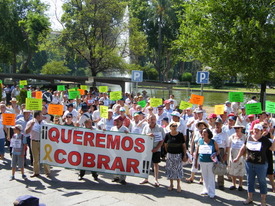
[20,53,33,74]
[260,81,266,110]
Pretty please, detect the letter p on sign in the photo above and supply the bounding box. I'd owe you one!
[132,70,143,82]
[196,71,209,84]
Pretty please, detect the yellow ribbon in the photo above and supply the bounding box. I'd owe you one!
[43,144,53,162]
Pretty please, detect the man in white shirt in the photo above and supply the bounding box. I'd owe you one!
[97,109,114,131]
[62,103,78,123]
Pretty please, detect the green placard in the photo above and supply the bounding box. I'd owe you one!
[110,91,122,101]
[68,91,80,99]
[27,91,32,98]
[179,101,193,110]
[80,85,88,90]
[266,101,275,113]
[19,80,28,86]
[19,85,24,89]
[0,80,2,84]
[150,98,163,107]
[137,100,147,108]
[99,86,108,93]
[57,85,66,91]
[229,92,244,102]
[25,98,42,111]
[245,103,262,115]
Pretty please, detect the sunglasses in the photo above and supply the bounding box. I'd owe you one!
[170,125,177,127]
[263,127,268,129]
[234,127,242,129]
[66,116,72,118]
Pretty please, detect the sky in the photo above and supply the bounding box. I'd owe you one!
[42,0,64,31]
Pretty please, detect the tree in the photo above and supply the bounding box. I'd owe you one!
[175,0,275,106]
[41,60,71,75]
[60,0,128,78]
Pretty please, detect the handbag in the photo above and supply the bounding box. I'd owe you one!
[212,161,227,176]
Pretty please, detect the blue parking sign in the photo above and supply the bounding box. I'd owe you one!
[131,70,143,82]
[196,71,209,84]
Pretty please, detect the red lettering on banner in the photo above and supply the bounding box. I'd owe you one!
[55,149,66,164]
[96,133,106,148]
[126,158,139,173]
[68,151,81,166]
[83,153,95,167]
[106,135,120,150]
[134,138,145,153]
[83,132,95,146]
[61,129,71,143]
[48,127,60,142]
[73,131,83,145]
[97,155,110,169]
[111,157,125,172]
[121,136,133,151]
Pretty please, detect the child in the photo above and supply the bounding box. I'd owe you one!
[10,124,27,180]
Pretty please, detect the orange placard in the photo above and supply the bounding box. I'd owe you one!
[189,94,204,105]
[36,91,42,99]
[2,113,16,126]
[48,104,64,116]
[77,89,85,95]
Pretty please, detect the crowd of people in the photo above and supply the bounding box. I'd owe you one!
[0,85,275,206]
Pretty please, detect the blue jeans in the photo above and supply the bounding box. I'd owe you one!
[245,161,268,194]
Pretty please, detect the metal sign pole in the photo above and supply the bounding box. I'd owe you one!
[200,84,204,96]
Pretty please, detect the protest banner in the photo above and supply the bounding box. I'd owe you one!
[19,80,28,86]
[40,124,153,178]
[77,89,85,95]
[36,91,42,99]
[48,104,64,116]
[179,101,193,110]
[57,85,66,91]
[2,113,16,126]
[68,91,80,99]
[25,98,42,111]
[99,86,108,93]
[80,85,88,90]
[110,91,122,101]
[189,94,204,105]
[214,105,224,115]
[137,100,147,108]
[245,102,262,115]
[229,92,244,102]
[100,105,108,118]
[150,98,163,107]
[266,101,275,113]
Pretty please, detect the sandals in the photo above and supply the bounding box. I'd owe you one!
[177,186,181,192]
[168,185,173,191]
[139,179,149,184]
[154,181,160,187]
[185,178,194,183]
[243,199,253,205]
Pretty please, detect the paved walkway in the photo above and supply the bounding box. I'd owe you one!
[1,151,275,206]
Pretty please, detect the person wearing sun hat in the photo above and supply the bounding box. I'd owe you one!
[9,97,20,115]
[227,119,246,191]
[234,123,275,206]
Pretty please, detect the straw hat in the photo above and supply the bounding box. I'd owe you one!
[233,119,245,128]
[10,97,18,103]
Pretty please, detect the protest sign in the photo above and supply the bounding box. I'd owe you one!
[214,105,224,115]
[68,88,76,92]
[2,113,16,126]
[57,85,66,91]
[40,124,153,178]
[179,101,193,110]
[68,91,80,99]
[48,104,64,116]
[229,92,244,102]
[110,91,122,101]
[80,85,88,90]
[0,80,2,84]
[27,91,32,98]
[245,103,262,115]
[100,105,108,118]
[19,85,24,88]
[19,80,27,85]
[150,98,163,107]
[137,100,147,108]
[99,86,108,93]
[189,94,204,105]
[35,91,42,99]
[77,89,85,95]
[25,98,42,110]
[266,101,275,113]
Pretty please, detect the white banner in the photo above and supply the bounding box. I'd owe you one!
[40,124,153,178]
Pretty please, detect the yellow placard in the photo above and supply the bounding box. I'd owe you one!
[214,105,224,115]
[179,101,193,110]
[2,113,16,126]
[99,86,108,93]
[150,98,163,107]
[189,94,204,105]
[25,98,42,111]
[110,91,122,101]
[19,80,28,86]
[100,105,108,118]
[80,85,88,90]
[48,104,64,116]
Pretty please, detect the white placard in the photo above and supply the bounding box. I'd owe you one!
[199,145,213,154]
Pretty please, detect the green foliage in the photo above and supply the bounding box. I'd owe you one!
[0,84,2,100]
[210,70,224,89]
[18,89,27,105]
[180,72,192,82]
[41,61,71,75]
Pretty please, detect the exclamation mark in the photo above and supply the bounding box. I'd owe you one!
[45,126,48,140]
[142,161,145,173]
[42,126,45,139]
[146,161,149,174]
